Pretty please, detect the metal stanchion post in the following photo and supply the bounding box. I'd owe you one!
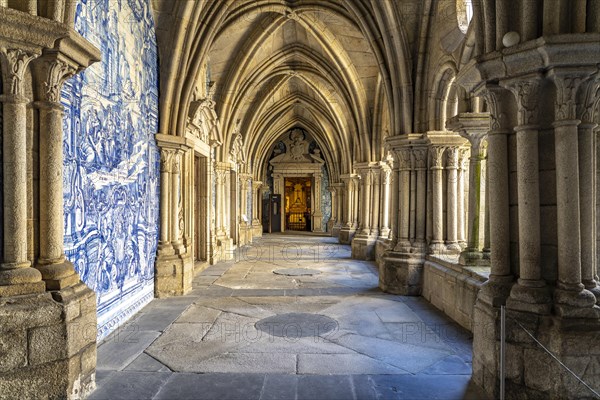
[500,305,506,400]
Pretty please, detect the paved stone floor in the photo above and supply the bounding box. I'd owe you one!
[90,234,488,400]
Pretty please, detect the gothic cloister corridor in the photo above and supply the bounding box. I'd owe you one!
[2,0,600,398]
[90,234,485,400]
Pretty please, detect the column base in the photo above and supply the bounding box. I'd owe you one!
[393,240,413,253]
[379,251,425,295]
[252,221,263,238]
[554,287,600,319]
[36,260,80,290]
[0,265,46,296]
[157,242,175,256]
[216,236,234,261]
[338,226,357,244]
[458,250,490,266]
[154,254,194,298]
[331,223,342,237]
[473,298,600,399]
[583,281,600,305]
[476,274,514,308]
[0,283,97,399]
[351,234,377,260]
[171,240,186,256]
[506,281,552,315]
[379,228,390,239]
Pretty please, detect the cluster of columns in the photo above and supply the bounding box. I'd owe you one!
[457,39,600,397]
[338,174,360,243]
[473,71,600,317]
[427,139,470,256]
[158,147,185,256]
[447,114,491,265]
[350,162,392,259]
[0,41,99,295]
[0,22,100,397]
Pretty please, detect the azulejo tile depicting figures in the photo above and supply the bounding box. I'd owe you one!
[61,0,160,340]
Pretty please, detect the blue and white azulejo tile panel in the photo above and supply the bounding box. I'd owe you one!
[61,0,160,341]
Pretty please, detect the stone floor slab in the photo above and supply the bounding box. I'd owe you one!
[87,371,171,400]
[97,331,161,371]
[297,353,408,375]
[154,373,265,400]
[296,375,355,400]
[91,234,478,399]
[123,352,172,372]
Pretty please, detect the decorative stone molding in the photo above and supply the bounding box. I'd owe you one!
[502,75,541,126]
[429,146,445,169]
[34,57,76,103]
[445,147,459,169]
[0,48,38,96]
[160,148,174,173]
[577,71,600,123]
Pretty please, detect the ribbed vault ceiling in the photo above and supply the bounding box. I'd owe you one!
[153,0,412,180]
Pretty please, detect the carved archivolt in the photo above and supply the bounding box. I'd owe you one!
[187,98,220,143]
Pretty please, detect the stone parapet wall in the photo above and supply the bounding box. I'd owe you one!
[422,258,487,331]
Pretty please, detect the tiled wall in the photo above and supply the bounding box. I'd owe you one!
[61,0,160,340]
[321,166,331,229]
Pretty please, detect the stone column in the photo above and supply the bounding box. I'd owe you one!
[239,174,249,245]
[32,55,81,289]
[342,176,353,228]
[359,167,372,235]
[252,180,263,225]
[328,186,337,234]
[182,151,193,250]
[336,184,344,224]
[214,165,225,236]
[445,147,460,252]
[429,146,445,254]
[371,167,381,237]
[240,175,248,222]
[577,74,600,303]
[448,114,490,264]
[482,159,491,259]
[394,149,411,252]
[351,175,360,228]
[158,148,174,255]
[0,49,45,296]
[171,150,184,254]
[477,85,514,305]
[549,70,597,317]
[413,148,427,248]
[503,77,552,313]
[379,165,392,238]
[312,172,324,232]
[457,148,468,249]
[389,162,399,246]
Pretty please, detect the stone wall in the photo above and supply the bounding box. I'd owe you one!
[422,258,487,331]
[61,0,160,340]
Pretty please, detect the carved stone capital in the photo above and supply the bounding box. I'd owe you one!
[0,49,39,96]
[160,148,174,173]
[381,167,392,185]
[412,148,428,169]
[502,76,541,126]
[253,180,263,190]
[445,147,460,169]
[476,84,511,131]
[429,146,446,169]
[576,71,600,124]
[171,151,182,174]
[549,70,588,122]
[395,149,412,170]
[459,147,470,169]
[33,55,77,103]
